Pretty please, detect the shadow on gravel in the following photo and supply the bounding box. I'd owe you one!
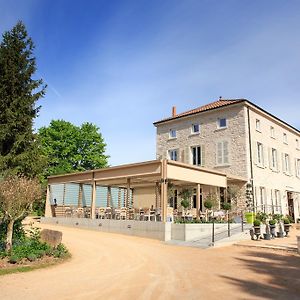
[221,250,300,300]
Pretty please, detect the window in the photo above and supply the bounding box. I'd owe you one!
[274,190,281,211]
[217,118,227,129]
[257,142,264,165]
[259,187,265,208]
[270,126,275,138]
[271,148,278,170]
[283,153,290,173]
[256,119,261,132]
[296,159,300,177]
[191,123,200,134]
[169,129,176,139]
[296,139,299,150]
[191,146,202,166]
[283,133,288,144]
[217,141,229,165]
[168,149,178,161]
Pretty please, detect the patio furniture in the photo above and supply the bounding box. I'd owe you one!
[167,207,174,222]
[105,207,112,219]
[64,207,72,218]
[128,208,135,220]
[84,207,91,218]
[98,207,106,219]
[113,208,121,220]
[76,207,84,218]
[120,207,128,220]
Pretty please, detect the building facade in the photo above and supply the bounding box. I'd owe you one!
[154,99,300,221]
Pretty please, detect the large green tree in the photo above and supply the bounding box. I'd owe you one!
[0,21,46,178]
[39,120,109,176]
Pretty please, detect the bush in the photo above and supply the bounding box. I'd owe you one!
[269,219,276,226]
[52,243,69,258]
[180,199,190,209]
[204,200,213,209]
[253,219,261,226]
[27,254,37,262]
[283,218,290,224]
[285,215,294,223]
[255,212,268,223]
[9,255,21,264]
[272,214,283,222]
[222,202,231,211]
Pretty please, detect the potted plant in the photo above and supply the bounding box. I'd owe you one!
[245,212,255,224]
[253,219,261,240]
[264,222,271,240]
[269,219,276,238]
[283,217,291,237]
[277,220,284,238]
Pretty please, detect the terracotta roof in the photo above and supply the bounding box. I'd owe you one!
[153,99,246,125]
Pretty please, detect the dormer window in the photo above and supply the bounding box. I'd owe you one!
[191,123,200,134]
[169,129,176,139]
[217,118,227,129]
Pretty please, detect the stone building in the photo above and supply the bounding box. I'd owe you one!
[154,98,300,221]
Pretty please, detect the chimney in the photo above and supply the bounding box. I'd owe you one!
[172,106,176,117]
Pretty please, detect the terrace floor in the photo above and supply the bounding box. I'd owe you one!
[0,222,299,300]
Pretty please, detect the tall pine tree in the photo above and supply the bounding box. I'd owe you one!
[0,21,46,178]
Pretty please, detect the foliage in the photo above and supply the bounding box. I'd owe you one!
[204,200,213,209]
[283,218,290,224]
[255,212,268,224]
[272,214,283,222]
[180,199,190,209]
[226,185,241,208]
[222,202,231,211]
[0,176,41,250]
[0,218,25,244]
[285,215,294,223]
[178,188,193,209]
[269,219,276,226]
[38,120,109,177]
[0,21,46,178]
[253,219,261,226]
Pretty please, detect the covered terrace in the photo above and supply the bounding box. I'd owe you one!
[45,159,246,222]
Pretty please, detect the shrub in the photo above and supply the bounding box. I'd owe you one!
[285,215,294,223]
[27,254,37,262]
[283,218,290,224]
[204,200,213,209]
[253,219,261,226]
[180,199,190,209]
[52,243,69,258]
[9,255,20,264]
[222,202,231,211]
[269,219,276,226]
[255,212,268,223]
[272,214,283,222]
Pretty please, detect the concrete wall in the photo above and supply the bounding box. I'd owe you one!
[41,217,171,241]
[171,223,241,241]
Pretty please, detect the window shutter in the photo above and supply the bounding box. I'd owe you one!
[224,141,229,164]
[268,147,272,169]
[281,153,285,172]
[217,142,222,165]
[253,141,258,165]
[201,145,205,167]
[294,158,297,177]
[184,146,190,164]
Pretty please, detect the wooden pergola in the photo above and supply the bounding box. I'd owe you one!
[45,159,246,222]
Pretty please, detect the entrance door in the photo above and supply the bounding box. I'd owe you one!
[287,192,295,221]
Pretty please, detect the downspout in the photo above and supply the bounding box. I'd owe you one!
[247,106,255,211]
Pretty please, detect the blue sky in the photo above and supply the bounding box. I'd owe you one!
[1,0,300,165]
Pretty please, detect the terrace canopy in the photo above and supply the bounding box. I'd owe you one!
[45,159,246,222]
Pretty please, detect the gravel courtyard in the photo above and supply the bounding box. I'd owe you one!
[0,223,299,300]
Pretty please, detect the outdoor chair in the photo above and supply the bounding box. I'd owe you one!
[76,207,84,218]
[113,208,121,220]
[155,208,161,221]
[128,208,135,220]
[84,207,91,218]
[105,207,112,219]
[120,207,128,220]
[98,207,106,219]
[64,207,72,218]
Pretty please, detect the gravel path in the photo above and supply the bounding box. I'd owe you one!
[0,223,299,300]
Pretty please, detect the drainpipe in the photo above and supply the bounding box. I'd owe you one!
[247,107,255,212]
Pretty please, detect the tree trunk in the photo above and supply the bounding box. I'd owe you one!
[5,219,14,252]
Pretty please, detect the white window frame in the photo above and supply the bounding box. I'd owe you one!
[259,187,265,208]
[283,153,290,174]
[169,129,177,139]
[257,142,264,166]
[283,133,288,144]
[168,149,178,161]
[271,148,278,170]
[217,118,227,129]
[255,119,261,132]
[191,145,202,166]
[216,140,229,165]
[274,190,281,212]
[191,123,200,134]
[270,126,275,138]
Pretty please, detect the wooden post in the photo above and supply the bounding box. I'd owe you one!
[91,181,96,219]
[126,178,131,208]
[196,183,201,219]
[45,184,52,217]
[161,160,168,222]
[107,186,111,207]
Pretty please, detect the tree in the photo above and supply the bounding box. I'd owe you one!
[0,176,42,251]
[0,21,46,178]
[38,120,109,176]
